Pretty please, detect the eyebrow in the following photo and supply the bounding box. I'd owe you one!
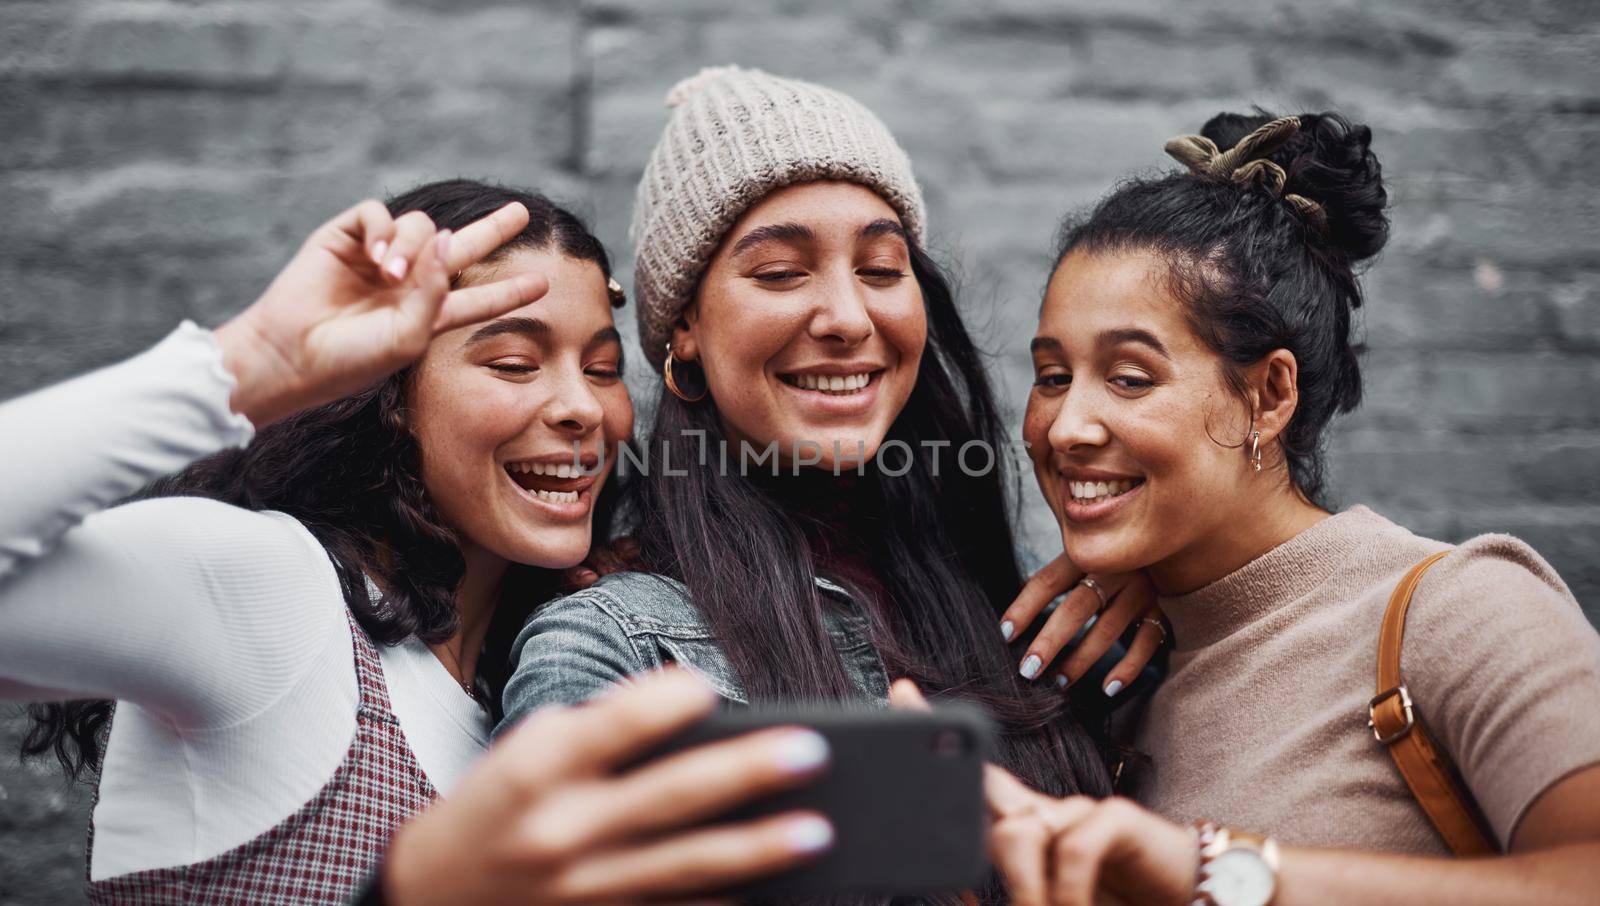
[727,218,907,258]
[729,222,816,258]
[467,317,548,344]
[596,325,626,373]
[860,218,906,242]
[1100,328,1171,359]
[591,326,623,349]
[467,318,623,352]
[1028,329,1171,359]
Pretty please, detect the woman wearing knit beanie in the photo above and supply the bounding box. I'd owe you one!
[501,66,1160,892]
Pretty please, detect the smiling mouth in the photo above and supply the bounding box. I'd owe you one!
[504,461,598,505]
[1065,478,1145,505]
[778,370,882,395]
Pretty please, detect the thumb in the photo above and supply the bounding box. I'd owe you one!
[888,678,932,712]
[563,565,601,590]
[985,763,1047,820]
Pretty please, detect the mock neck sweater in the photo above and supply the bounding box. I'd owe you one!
[1123,506,1600,853]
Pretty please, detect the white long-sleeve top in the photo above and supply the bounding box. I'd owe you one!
[0,323,491,880]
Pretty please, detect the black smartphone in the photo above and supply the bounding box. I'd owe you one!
[641,703,993,899]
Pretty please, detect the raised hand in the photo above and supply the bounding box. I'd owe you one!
[214,199,547,427]
[998,553,1168,696]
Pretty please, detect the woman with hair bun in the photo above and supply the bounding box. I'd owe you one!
[984,110,1600,905]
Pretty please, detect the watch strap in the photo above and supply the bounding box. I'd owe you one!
[1189,820,1279,906]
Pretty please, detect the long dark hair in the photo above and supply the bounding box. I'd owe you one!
[1056,109,1388,505]
[630,243,1112,805]
[24,179,622,779]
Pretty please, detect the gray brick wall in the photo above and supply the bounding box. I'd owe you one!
[1,1,1596,900]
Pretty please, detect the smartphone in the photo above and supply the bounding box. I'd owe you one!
[641,702,994,899]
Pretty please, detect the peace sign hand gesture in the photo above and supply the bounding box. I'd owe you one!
[214,198,546,427]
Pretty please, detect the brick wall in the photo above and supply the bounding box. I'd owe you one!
[2,1,1596,900]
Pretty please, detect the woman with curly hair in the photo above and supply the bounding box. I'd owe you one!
[4,179,839,903]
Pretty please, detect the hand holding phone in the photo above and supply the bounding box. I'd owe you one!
[381,670,835,905]
[641,701,995,899]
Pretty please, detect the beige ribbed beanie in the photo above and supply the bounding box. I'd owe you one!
[631,65,927,367]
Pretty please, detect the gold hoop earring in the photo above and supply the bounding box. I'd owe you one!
[663,342,707,403]
[1250,429,1262,473]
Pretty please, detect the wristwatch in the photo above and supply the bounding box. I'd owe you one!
[1189,820,1280,906]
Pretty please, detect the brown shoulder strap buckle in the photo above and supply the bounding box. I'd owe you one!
[1367,684,1415,744]
[1373,550,1499,856]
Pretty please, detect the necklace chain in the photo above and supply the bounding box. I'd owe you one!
[440,648,487,709]
[459,676,487,709]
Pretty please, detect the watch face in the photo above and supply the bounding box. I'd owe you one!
[1207,849,1276,906]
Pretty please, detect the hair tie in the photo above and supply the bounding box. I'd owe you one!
[1163,116,1327,230]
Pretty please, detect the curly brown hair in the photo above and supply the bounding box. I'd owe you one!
[24,179,623,778]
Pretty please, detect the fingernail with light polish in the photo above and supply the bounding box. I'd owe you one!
[369,240,388,263]
[385,256,408,280]
[1104,679,1125,697]
[786,815,835,853]
[1000,620,1015,642]
[774,730,830,773]
[1055,674,1069,688]
[1019,654,1042,680]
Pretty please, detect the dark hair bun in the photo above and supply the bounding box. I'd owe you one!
[1201,109,1389,263]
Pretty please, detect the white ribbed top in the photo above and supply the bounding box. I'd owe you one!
[0,324,490,879]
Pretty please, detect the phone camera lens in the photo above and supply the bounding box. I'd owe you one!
[931,728,969,756]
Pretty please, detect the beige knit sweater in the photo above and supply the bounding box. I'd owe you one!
[1123,506,1600,853]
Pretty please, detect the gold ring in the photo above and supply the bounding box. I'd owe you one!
[1140,617,1169,646]
[1080,577,1109,611]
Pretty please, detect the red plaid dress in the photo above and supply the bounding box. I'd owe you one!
[86,612,439,904]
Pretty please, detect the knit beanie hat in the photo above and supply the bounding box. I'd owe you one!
[631,65,928,368]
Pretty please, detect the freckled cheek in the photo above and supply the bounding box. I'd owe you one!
[432,412,512,499]
[1021,396,1064,509]
[1111,415,1199,506]
[599,385,634,448]
[702,309,801,386]
[412,409,500,530]
[1021,395,1056,468]
[874,297,927,368]
[1158,386,1247,484]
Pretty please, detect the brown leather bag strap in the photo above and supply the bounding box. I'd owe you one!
[1369,550,1498,856]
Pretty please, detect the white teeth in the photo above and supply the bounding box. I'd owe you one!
[533,489,579,504]
[1068,479,1138,503]
[789,372,872,394]
[512,462,587,476]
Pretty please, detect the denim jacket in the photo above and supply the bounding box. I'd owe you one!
[498,571,892,734]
